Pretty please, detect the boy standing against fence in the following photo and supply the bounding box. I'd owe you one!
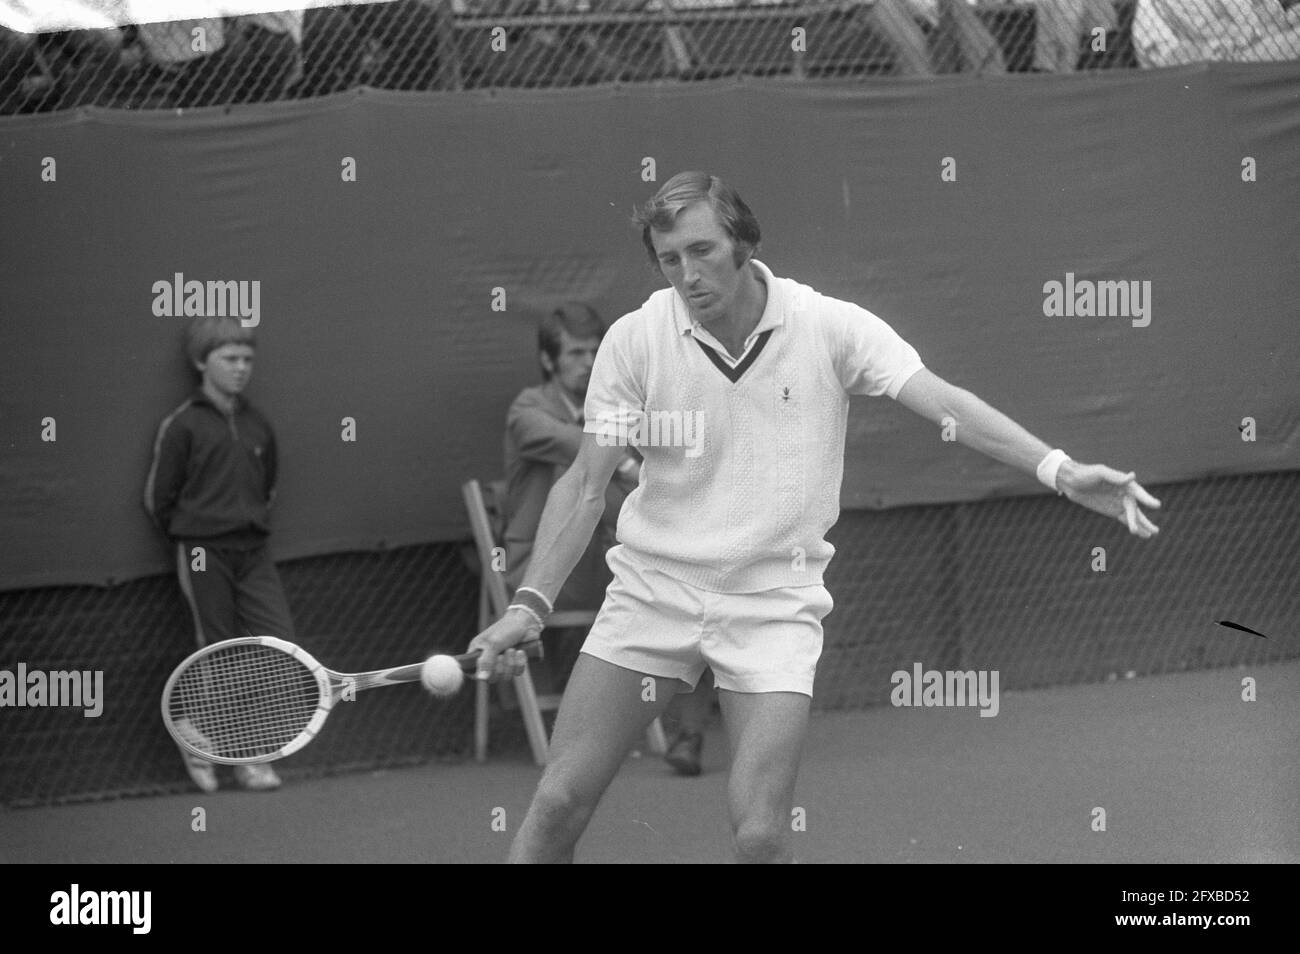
[144,316,293,793]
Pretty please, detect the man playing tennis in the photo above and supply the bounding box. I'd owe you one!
[470,171,1161,864]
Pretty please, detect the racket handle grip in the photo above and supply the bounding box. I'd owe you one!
[454,635,543,672]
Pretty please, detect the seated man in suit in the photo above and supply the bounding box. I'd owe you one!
[503,303,640,688]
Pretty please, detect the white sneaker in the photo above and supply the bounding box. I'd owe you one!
[233,762,282,791]
[181,752,218,793]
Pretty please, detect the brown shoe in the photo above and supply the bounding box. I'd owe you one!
[664,731,703,777]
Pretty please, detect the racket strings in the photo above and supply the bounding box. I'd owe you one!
[167,644,324,759]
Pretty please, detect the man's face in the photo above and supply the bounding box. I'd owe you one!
[650,201,746,327]
[546,329,600,400]
[197,343,254,399]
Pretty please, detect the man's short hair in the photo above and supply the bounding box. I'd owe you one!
[186,316,256,371]
[538,302,605,380]
[632,171,762,270]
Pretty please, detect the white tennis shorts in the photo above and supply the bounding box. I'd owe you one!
[580,545,834,697]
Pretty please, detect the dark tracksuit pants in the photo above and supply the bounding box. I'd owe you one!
[174,540,295,649]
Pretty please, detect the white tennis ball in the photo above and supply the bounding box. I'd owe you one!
[420,654,465,697]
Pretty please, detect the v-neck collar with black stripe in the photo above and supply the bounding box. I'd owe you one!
[694,330,773,383]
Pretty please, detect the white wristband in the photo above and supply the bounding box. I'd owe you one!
[514,586,554,615]
[1036,449,1070,495]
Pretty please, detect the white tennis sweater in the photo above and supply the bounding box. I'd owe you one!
[584,260,924,593]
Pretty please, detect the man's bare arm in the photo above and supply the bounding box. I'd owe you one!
[519,434,626,598]
[896,368,1053,473]
[896,368,1160,537]
[469,433,627,676]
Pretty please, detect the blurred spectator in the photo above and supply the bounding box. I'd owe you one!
[300,3,366,96]
[226,11,303,103]
[135,16,224,70]
[0,26,51,111]
[132,11,303,107]
[51,27,126,63]
[875,0,1005,74]
[1134,0,1300,66]
[346,0,458,90]
[134,16,228,107]
[1030,0,1119,72]
[868,0,934,74]
[1,25,140,113]
[38,27,129,105]
[931,0,1007,72]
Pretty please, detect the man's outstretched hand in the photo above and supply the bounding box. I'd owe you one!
[1057,462,1161,538]
[467,609,538,683]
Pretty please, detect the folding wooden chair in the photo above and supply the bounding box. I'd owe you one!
[461,479,667,765]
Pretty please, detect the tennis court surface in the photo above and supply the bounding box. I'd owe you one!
[5,660,1296,864]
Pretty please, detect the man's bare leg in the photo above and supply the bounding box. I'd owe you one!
[509,654,679,863]
[717,690,811,864]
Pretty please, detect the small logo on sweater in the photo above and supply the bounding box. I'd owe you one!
[781,386,791,403]
[594,403,705,458]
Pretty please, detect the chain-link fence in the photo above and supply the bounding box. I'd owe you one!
[3,1,1300,114]
[2,471,1296,806]
[1,541,485,806]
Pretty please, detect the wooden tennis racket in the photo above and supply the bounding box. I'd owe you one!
[161,635,541,765]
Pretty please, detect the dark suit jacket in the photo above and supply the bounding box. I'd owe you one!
[502,378,634,609]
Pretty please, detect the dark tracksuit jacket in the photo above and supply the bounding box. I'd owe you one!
[144,389,278,547]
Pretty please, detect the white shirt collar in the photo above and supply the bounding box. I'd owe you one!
[672,259,785,344]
